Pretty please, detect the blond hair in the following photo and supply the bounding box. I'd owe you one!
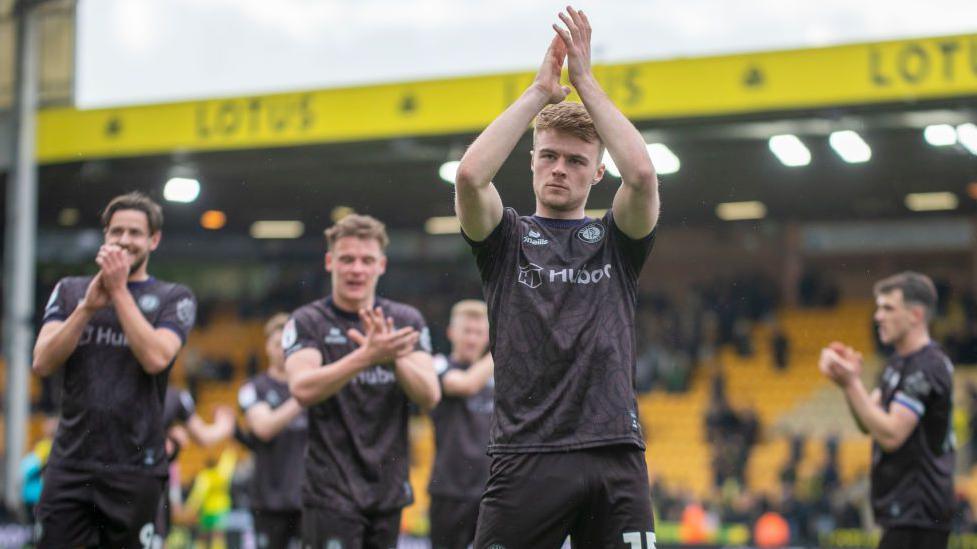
[533,102,603,153]
[450,299,488,325]
[264,313,290,337]
[324,214,389,251]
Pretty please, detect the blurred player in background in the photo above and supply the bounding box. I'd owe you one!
[454,6,660,547]
[428,299,494,549]
[156,387,235,545]
[284,214,440,548]
[238,313,307,548]
[32,192,197,548]
[820,272,954,549]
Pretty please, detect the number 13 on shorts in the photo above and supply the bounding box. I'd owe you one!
[623,531,656,549]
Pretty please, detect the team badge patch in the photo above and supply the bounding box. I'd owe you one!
[282,319,298,349]
[44,282,62,316]
[176,297,197,329]
[138,294,160,313]
[576,222,605,244]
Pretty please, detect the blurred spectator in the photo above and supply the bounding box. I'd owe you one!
[754,511,790,548]
[771,326,790,370]
[185,450,238,548]
[20,416,57,524]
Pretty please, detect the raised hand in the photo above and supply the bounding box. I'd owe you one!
[80,272,111,312]
[533,34,572,105]
[347,307,419,364]
[552,6,593,86]
[819,341,863,387]
[95,244,131,294]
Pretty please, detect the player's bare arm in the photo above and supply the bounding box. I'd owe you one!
[96,244,182,375]
[820,343,919,451]
[32,274,109,377]
[455,35,572,241]
[442,354,494,397]
[554,6,659,238]
[395,350,441,411]
[244,399,304,442]
[287,308,418,406]
[187,406,236,446]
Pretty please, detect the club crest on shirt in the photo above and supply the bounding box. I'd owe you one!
[138,294,160,313]
[576,222,605,244]
[176,297,196,329]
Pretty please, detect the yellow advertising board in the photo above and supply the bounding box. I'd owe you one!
[37,33,977,163]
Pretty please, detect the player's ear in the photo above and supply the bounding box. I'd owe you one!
[324,252,333,273]
[378,254,387,275]
[593,162,605,185]
[529,149,535,173]
[912,303,928,326]
[149,230,162,251]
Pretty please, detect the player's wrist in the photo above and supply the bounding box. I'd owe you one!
[77,300,100,315]
[569,73,599,95]
[525,84,555,107]
[106,284,131,300]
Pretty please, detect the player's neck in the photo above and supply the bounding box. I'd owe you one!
[894,329,931,357]
[128,265,150,282]
[330,293,374,314]
[534,201,586,220]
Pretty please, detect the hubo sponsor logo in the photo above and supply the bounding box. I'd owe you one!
[523,229,549,246]
[79,325,129,348]
[355,365,396,385]
[325,327,348,345]
[518,263,612,289]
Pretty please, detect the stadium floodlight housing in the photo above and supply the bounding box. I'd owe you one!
[905,192,959,212]
[250,220,305,239]
[425,216,460,235]
[924,124,957,147]
[603,144,680,178]
[163,177,200,203]
[439,161,460,184]
[716,201,767,221]
[829,130,871,163]
[957,124,977,156]
[647,144,680,175]
[768,134,811,167]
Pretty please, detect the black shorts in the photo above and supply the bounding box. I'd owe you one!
[253,508,301,549]
[301,505,402,549]
[36,466,165,549]
[878,527,949,549]
[474,446,655,549]
[429,495,480,549]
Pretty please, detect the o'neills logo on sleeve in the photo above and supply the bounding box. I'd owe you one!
[518,263,612,289]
